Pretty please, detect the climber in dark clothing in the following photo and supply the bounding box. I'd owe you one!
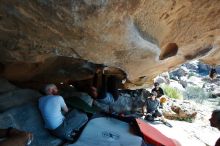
[209,67,217,79]
[142,92,162,121]
[151,82,164,98]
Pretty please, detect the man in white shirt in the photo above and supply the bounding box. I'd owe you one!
[39,84,88,141]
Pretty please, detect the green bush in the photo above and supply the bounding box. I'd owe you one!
[183,86,211,103]
[162,85,183,99]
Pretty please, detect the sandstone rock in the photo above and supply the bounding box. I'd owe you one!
[197,62,210,75]
[0,103,62,146]
[154,76,170,85]
[0,89,41,112]
[0,78,17,93]
[0,0,220,86]
[163,99,197,121]
[183,61,198,72]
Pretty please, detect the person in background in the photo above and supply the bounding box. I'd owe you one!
[209,67,217,79]
[151,82,164,98]
[88,86,114,105]
[0,127,33,146]
[39,84,88,141]
[209,108,220,146]
[142,92,163,121]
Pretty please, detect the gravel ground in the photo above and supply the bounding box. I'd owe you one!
[149,97,220,146]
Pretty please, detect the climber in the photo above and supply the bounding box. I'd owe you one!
[209,67,217,79]
[39,84,88,141]
[142,91,163,121]
[151,82,164,98]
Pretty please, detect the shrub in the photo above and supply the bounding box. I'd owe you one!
[183,86,212,103]
[162,85,183,99]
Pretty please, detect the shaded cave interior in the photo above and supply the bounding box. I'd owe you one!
[0,56,128,92]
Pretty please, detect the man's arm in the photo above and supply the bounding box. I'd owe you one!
[62,105,69,113]
[59,96,69,113]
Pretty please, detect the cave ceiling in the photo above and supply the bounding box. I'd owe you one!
[0,0,220,88]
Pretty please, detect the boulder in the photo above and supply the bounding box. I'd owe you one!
[1,0,220,87]
[197,62,210,75]
[162,99,197,122]
[0,78,17,93]
[0,103,62,146]
[0,89,41,112]
[183,61,198,72]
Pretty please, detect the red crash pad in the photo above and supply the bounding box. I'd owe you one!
[136,118,180,146]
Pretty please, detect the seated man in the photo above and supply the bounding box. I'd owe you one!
[0,127,33,146]
[151,82,164,98]
[93,65,125,101]
[39,84,88,141]
[88,86,114,113]
[88,86,114,105]
[209,108,220,146]
[142,92,162,121]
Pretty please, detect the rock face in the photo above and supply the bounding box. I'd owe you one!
[0,103,62,146]
[0,77,42,112]
[163,99,198,121]
[0,0,220,87]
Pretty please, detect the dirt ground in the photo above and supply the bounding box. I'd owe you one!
[151,97,220,146]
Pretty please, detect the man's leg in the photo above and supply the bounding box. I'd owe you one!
[49,122,72,141]
[50,109,88,141]
[153,110,162,118]
[65,109,88,131]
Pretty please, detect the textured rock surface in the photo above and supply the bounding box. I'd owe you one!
[0,103,62,146]
[0,88,41,112]
[163,99,198,121]
[0,0,220,86]
[0,77,17,93]
[0,77,41,112]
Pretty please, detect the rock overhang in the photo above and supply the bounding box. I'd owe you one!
[0,0,220,88]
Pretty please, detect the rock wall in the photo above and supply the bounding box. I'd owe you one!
[0,0,220,87]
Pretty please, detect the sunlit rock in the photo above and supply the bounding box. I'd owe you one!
[0,0,220,86]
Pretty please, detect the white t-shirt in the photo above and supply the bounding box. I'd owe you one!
[39,95,67,130]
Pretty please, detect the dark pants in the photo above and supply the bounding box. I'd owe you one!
[49,109,88,141]
[145,110,162,121]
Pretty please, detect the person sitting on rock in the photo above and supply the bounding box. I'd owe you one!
[209,108,220,146]
[88,86,114,105]
[142,91,163,121]
[39,84,88,141]
[0,127,33,146]
[151,82,164,98]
